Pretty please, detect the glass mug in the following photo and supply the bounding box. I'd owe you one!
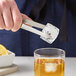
[34,48,65,76]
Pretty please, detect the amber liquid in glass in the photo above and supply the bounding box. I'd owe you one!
[35,58,64,76]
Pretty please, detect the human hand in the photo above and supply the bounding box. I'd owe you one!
[0,0,31,32]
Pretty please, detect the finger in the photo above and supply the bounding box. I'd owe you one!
[22,14,32,27]
[0,0,13,30]
[8,0,22,32]
[22,14,32,20]
[0,12,5,30]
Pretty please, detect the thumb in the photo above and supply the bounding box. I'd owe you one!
[21,14,32,20]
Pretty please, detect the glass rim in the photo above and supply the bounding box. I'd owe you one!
[34,48,65,57]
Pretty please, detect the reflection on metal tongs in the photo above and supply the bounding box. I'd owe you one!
[21,18,59,44]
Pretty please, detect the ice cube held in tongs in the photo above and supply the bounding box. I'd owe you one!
[21,18,59,44]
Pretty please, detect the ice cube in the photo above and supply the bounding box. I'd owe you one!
[45,63,57,72]
[40,23,59,44]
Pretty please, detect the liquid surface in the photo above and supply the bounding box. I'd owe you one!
[35,58,64,76]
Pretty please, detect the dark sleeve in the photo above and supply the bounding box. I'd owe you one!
[57,0,76,14]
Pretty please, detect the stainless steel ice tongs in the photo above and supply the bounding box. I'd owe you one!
[21,18,59,44]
